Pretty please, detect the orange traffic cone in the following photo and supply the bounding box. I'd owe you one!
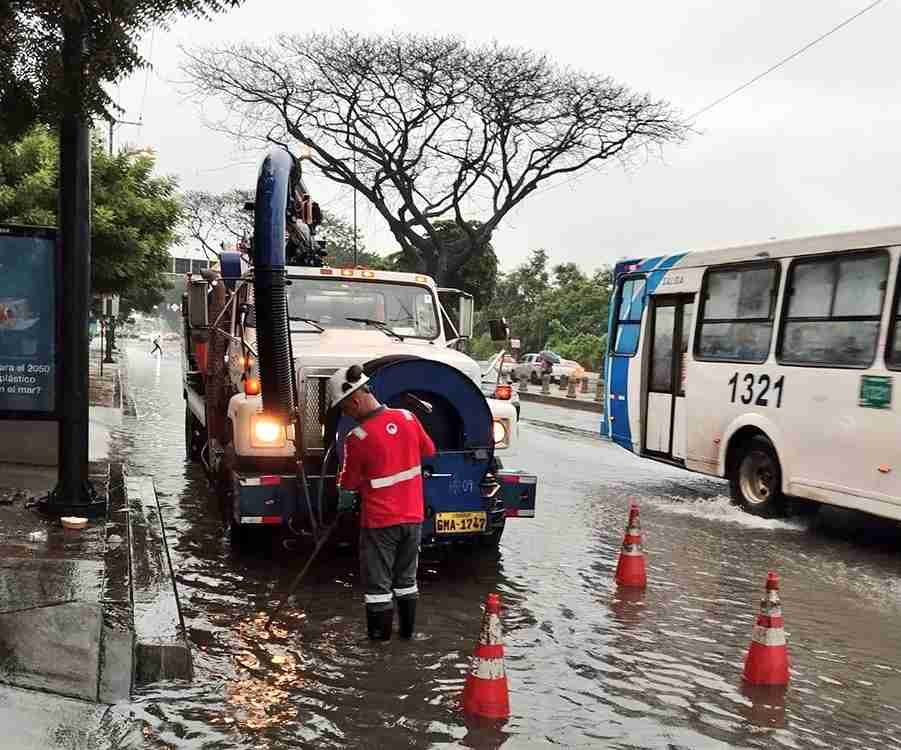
[742,571,790,686]
[461,593,510,720]
[614,503,647,588]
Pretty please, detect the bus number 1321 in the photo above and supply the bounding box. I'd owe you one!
[728,372,785,408]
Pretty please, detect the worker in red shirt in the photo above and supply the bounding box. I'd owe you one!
[329,364,436,641]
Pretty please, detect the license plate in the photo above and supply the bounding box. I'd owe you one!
[435,511,487,534]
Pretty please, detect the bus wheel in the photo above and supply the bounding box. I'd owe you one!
[730,436,785,517]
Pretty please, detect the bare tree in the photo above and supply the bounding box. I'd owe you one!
[181,187,375,266]
[181,188,253,258]
[181,32,686,283]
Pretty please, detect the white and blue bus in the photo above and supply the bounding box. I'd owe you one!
[602,225,901,520]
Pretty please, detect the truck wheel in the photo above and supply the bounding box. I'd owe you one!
[185,405,206,462]
[478,457,505,550]
[478,521,505,550]
[229,518,252,548]
[729,435,786,517]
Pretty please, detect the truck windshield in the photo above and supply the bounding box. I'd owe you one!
[286,277,441,340]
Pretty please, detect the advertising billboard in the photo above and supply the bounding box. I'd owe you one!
[0,224,59,417]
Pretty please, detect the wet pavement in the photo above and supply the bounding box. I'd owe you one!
[101,345,901,749]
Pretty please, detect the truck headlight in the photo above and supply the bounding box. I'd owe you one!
[492,418,509,448]
[251,415,287,448]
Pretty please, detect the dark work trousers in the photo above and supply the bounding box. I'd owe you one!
[360,523,421,612]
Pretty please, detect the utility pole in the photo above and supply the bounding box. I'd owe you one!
[108,116,142,157]
[352,148,358,267]
[48,10,104,516]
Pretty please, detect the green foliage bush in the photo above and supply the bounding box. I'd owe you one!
[475,249,612,370]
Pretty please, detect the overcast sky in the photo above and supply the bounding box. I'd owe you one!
[113,0,900,274]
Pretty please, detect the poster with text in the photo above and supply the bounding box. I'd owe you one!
[0,226,56,414]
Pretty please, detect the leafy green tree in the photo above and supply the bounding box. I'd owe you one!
[385,220,498,306]
[0,1,245,138]
[319,212,384,270]
[478,248,551,353]
[476,249,612,369]
[0,125,180,310]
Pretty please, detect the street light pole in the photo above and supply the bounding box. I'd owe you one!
[50,10,104,517]
[352,148,358,267]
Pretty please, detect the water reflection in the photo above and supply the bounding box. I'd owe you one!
[110,345,901,749]
[738,683,788,730]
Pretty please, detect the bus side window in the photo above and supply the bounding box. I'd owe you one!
[696,263,779,363]
[885,258,901,370]
[613,278,645,356]
[780,251,889,368]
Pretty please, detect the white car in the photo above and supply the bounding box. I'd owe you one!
[551,356,585,384]
[511,351,584,385]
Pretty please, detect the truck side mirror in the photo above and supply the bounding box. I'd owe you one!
[488,318,509,343]
[188,278,208,327]
[457,294,474,339]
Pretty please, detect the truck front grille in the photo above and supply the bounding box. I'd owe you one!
[299,367,336,453]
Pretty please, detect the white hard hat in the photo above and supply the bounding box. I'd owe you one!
[327,364,370,409]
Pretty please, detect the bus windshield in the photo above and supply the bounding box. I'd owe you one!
[286,277,440,339]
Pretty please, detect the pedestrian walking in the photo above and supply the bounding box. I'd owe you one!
[150,334,162,356]
[329,364,436,641]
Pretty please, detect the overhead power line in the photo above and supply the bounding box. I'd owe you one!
[689,0,885,120]
[138,28,156,139]
[532,0,885,199]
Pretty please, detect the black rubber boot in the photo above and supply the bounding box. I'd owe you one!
[366,607,393,641]
[397,598,417,639]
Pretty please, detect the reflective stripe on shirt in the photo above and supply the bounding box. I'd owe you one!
[370,465,421,489]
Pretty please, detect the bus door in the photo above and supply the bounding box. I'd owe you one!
[644,295,694,460]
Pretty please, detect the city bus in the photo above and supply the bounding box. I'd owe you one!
[602,225,901,520]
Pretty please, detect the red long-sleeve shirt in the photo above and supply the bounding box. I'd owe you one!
[338,407,436,529]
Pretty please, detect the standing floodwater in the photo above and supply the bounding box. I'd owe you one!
[110,346,901,749]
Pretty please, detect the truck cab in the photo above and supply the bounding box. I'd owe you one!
[181,147,536,551]
[184,260,535,549]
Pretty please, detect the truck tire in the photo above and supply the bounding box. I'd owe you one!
[479,523,505,549]
[479,456,505,549]
[229,518,252,548]
[729,435,786,517]
[185,405,206,462]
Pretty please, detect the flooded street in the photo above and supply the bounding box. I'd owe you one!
[114,345,901,749]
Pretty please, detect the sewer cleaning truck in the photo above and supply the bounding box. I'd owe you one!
[180,148,537,549]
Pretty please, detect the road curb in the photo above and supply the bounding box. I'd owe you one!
[125,475,192,686]
[519,391,604,414]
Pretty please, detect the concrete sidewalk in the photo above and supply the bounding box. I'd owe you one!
[0,345,190,718]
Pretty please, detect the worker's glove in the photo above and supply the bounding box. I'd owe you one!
[336,489,359,514]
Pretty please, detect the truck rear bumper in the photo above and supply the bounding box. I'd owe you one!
[230,470,538,537]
